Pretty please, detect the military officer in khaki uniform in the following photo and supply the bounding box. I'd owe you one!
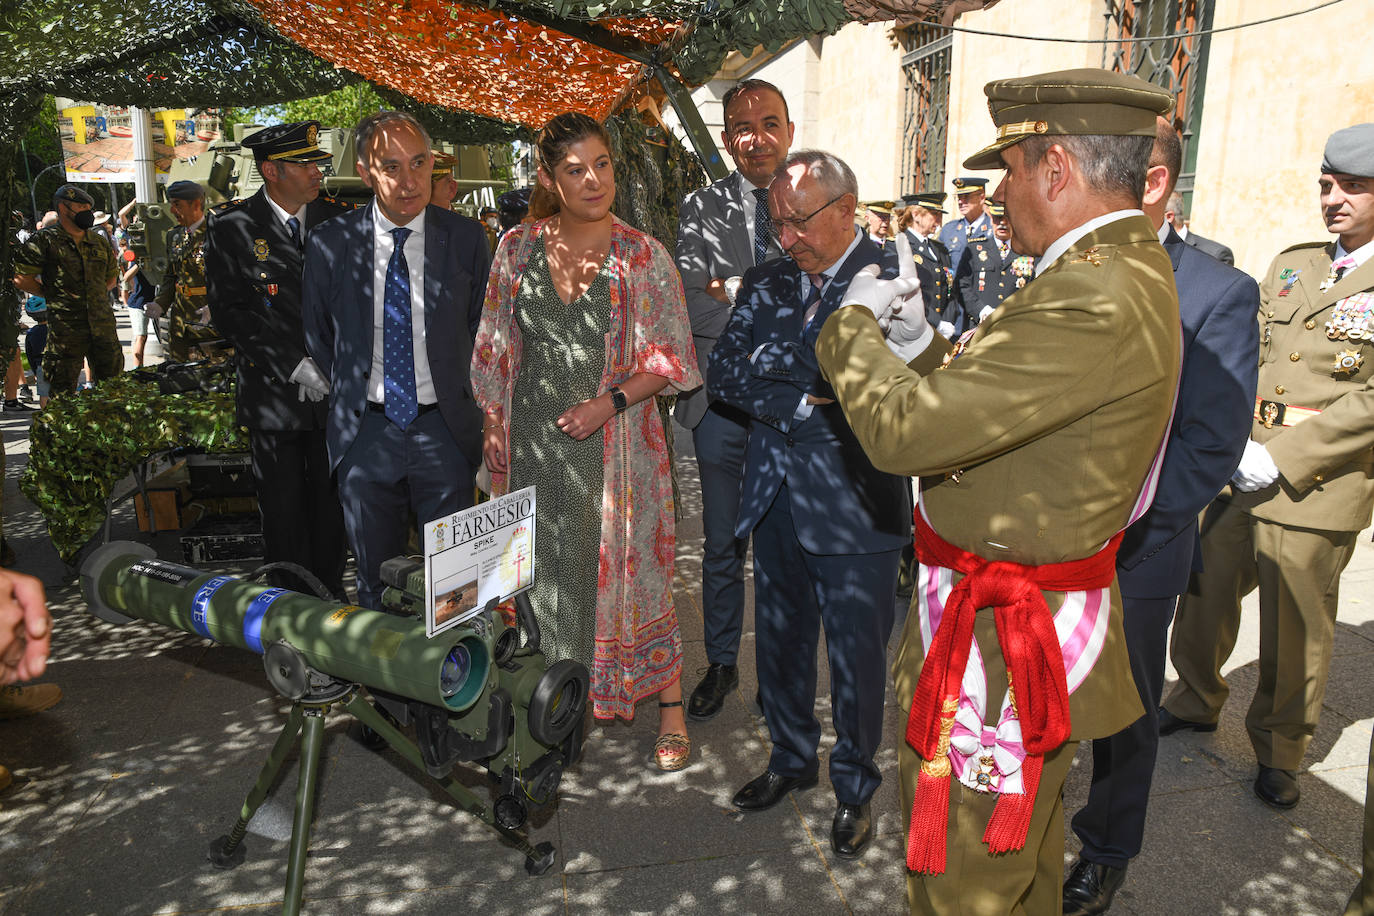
[151,180,218,362]
[956,199,1033,326]
[814,69,1178,914]
[1162,123,1374,811]
[12,185,122,402]
[862,200,895,245]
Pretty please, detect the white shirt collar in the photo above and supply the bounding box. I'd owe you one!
[739,174,764,198]
[1336,236,1374,269]
[1173,221,1189,241]
[812,227,865,282]
[1036,209,1144,277]
[373,201,426,238]
[1156,219,1171,244]
[187,215,206,234]
[263,190,304,227]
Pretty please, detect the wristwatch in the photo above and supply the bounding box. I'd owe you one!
[609,386,628,413]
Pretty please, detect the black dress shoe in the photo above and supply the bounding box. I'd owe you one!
[1254,765,1300,809]
[830,802,872,859]
[1062,857,1127,916]
[1157,707,1217,736]
[688,663,738,721]
[732,769,819,811]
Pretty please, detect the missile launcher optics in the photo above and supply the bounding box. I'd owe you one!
[81,541,587,916]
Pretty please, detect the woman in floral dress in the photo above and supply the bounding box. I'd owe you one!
[471,112,700,770]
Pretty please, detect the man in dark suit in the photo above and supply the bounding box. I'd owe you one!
[710,150,910,859]
[205,121,351,596]
[1062,118,1259,916]
[674,79,791,721]
[956,199,1032,327]
[1165,191,1235,265]
[302,110,490,610]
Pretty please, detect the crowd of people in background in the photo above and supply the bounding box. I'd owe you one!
[5,67,1374,916]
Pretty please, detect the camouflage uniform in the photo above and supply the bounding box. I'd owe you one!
[155,220,218,362]
[13,225,122,396]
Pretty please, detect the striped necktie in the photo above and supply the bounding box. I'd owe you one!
[1321,255,1357,292]
[803,273,824,327]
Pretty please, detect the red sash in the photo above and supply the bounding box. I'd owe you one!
[905,511,1122,873]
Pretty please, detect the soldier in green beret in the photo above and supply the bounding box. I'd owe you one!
[12,185,122,404]
[150,180,218,362]
[813,68,1178,913]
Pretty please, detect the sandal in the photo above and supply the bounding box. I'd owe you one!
[654,700,691,772]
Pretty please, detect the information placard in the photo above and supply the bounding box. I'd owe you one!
[423,487,535,638]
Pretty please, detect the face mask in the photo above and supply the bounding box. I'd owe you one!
[71,210,95,230]
[485,217,499,230]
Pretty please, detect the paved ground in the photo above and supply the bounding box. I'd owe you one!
[0,312,1371,914]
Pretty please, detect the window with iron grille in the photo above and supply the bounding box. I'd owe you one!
[899,22,952,196]
[1103,0,1215,204]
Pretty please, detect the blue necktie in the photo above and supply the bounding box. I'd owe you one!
[752,188,772,266]
[383,227,418,429]
[286,216,302,250]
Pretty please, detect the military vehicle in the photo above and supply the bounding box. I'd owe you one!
[126,123,510,286]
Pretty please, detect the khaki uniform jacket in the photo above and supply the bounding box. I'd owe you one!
[816,215,1179,740]
[1232,243,1374,532]
[156,220,218,357]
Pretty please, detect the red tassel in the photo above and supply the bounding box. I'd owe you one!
[906,696,958,875]
[907,767,951,874]
[982,752,1043,854]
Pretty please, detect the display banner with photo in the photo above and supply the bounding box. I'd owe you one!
[55,99,223,183]
[424,487,535,638]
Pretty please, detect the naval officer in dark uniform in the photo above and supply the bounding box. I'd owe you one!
[898,192,963,339]
[205,121,352,597]
[956,199,1033,326]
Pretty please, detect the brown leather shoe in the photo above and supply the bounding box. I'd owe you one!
[0,684,62,719]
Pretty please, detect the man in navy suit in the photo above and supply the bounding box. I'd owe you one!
[302,111,490,610]
[709,150,910,860]
[674,79,792,721]
[1063,118,1259,916]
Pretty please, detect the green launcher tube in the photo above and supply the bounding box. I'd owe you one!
[80,542,489,712]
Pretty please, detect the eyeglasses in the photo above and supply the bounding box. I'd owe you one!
[770,194,845,239]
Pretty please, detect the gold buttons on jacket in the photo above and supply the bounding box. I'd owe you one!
[1305,320,1316,329]
[1314,474,1325,483]
[1290,352,1301,362]
[1275,385,1285,395]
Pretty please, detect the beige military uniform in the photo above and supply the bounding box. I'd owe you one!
[1166,242,1374,770]
[817,215,1179,914]
[155,220,218,362]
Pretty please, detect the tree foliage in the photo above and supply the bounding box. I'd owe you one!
[237,82,384,130]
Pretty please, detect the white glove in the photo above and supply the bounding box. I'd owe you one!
[144,302,163,321]
[194,305,212,327]
[979,305,995,323]
[1231,439,1280,492]
[937,320,956,340]
[723,276,743,307]
[290,357,330,403]
[842,232,923,321]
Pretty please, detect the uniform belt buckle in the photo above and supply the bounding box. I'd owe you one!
[1258,399,1286,429]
